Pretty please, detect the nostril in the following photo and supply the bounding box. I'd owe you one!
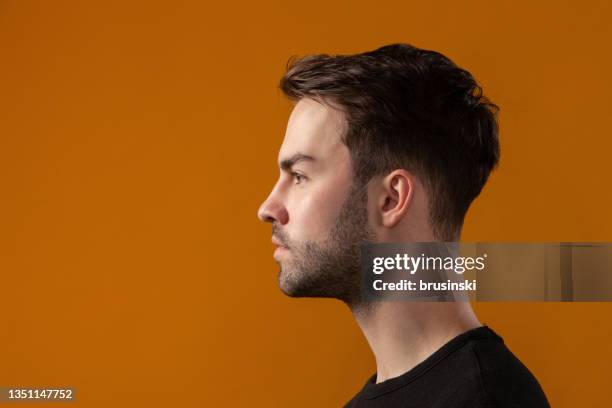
[258,199,287,225]
[258,204,275,223]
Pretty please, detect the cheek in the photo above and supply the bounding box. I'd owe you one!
[287,181,350,242]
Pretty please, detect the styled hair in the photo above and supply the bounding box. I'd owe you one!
[279,43,500,241]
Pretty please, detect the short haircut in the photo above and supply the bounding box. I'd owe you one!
[279,43,500,241]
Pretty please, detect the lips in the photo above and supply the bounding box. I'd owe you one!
[271,236,289,249]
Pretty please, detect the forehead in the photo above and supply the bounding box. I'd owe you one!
[279,98,348,163]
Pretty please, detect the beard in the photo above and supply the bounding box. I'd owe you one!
[272,181,375,308]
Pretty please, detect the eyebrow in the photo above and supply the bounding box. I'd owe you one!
[279,153,316,171]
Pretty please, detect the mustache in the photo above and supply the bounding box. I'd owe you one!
[272,224,291,248]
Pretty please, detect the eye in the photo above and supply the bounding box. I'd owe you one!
[291,172,306,185]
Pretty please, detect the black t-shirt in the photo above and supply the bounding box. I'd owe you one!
[344,326,550,408]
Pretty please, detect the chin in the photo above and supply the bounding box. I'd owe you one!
[277,268,316,298]
[277,269,300,297]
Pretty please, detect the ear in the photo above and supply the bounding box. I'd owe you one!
[378,169,414,228]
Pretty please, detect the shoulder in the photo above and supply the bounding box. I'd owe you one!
[469,335,550,408]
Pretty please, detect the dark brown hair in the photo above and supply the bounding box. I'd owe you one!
[279,43,500,241]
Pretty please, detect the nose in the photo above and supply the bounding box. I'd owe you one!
[258,193,289,225]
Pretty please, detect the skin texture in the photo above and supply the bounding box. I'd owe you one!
[258,98,372,305]
[258,97,481,383]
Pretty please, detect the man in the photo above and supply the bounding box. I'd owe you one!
[257,43,550,407]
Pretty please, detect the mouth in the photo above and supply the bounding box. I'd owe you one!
[271,236,289,249]
[273,246,289,259]
[271,236,289,258]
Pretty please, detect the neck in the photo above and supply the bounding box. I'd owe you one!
[351,301,482,383]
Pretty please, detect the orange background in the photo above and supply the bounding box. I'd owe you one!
[1,1,611,406]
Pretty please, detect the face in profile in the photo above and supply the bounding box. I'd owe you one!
[258,98,374,306]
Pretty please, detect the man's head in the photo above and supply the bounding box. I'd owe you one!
[258,43,500,306]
